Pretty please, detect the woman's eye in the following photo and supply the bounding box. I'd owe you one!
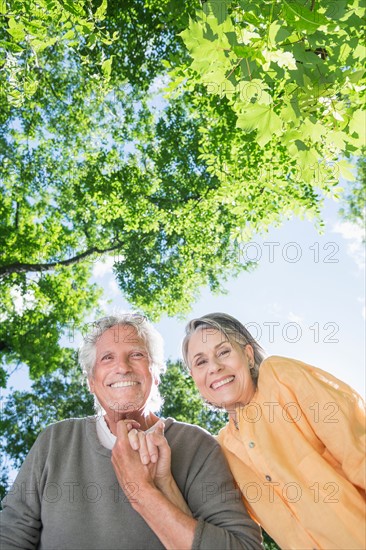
[196,359,207,368]
[219,349,230,357]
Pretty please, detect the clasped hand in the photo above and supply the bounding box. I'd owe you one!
[111,419,172,503]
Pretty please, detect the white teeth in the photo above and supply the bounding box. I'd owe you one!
[109,381,139,388]
[211,376,234,390]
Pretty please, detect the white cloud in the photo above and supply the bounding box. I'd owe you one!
[92,256,115,278]
[10,287,37,314]
[358,297,366,320]
[287,312,303,325]
[267,302,283,317]
[333,220,364,241]
[108,278,120,296]
[149,74,170,94]
[332,221,365,270]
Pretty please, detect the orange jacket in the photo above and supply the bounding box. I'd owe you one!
[217,356,366,549]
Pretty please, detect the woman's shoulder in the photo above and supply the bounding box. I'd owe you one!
[260,355,316,378]
[258,355,357,399]
[257,355,321,398]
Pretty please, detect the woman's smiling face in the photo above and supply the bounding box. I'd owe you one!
[187,327,255,414]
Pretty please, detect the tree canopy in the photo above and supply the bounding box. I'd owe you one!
[339,148,366,236]
[0,0,364,386]
[171,0,364,166]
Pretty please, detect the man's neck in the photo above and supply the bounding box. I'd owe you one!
[104,410,159,435]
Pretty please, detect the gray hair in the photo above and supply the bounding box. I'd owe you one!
[79,312,166,412]
[182,312,266,383]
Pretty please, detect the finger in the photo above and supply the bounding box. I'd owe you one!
[147,420,164,441]
[153,420,165,435]
[115,419,129,442]
[146,432,159,464]
[137,431,151,465]
[124,419,141,432]
[149,420,165,445]
[128,428,140,451]
[149,427,171,463]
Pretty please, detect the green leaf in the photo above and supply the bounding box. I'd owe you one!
[7,18,26,41]
[325,131,347,149]
[202,1,227,25]
[59,0,84,17]
[24,76,39,96]
[347,69,365,84]
[101,56,113,78]
[282,0,332,32]
[0,39,24,52]
[63,29,76,40]
[236,104,282,146]
[267,21,291,48]
[300,119,327,142]
[337,160,356,181]
[94,0,107,20]
[180,19,204,54]
[349,109,366,140]
[30,37,57,53]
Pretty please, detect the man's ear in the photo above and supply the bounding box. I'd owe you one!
[88,377,95,393]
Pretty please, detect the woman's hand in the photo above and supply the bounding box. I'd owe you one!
[111,420,155,507]
[125,421,192,515]
[127,421,172,485]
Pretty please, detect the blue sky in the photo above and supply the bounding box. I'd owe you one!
[90,194,365,397]
[3,188,365,487]
[6,193,365,398]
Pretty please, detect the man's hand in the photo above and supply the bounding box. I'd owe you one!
[111,420,155,506]
[127,420,172,487]
[126,421,192,516]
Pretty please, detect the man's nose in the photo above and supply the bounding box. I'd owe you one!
[116,356,132,372]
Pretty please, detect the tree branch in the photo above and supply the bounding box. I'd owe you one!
[0,242,123,278]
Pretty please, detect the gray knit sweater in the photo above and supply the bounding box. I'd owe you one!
[0,417,262,550]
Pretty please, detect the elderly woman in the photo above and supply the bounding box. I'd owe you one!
[1,313,262,550]
[182,312,366,550]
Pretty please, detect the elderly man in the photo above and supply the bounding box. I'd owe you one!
[1,313,262,549]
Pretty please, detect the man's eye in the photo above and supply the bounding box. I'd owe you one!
[102,354,112,361]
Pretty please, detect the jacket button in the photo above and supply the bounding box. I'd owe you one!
[248,441,255,448]
[265,475,272,481]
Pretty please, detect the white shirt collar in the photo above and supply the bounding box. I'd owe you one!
[95,414,165,450]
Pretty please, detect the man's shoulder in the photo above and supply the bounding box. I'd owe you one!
[164,417,211,435]
[164,417,219,451]
[38,416,92,442]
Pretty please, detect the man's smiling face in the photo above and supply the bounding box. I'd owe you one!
[89,324,154,424]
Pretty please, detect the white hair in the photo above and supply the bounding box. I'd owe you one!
[79,312,166,413]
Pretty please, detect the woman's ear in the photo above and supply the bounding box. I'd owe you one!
[245,344,255,365]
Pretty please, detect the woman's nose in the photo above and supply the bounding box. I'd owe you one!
[208,358,223,374]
